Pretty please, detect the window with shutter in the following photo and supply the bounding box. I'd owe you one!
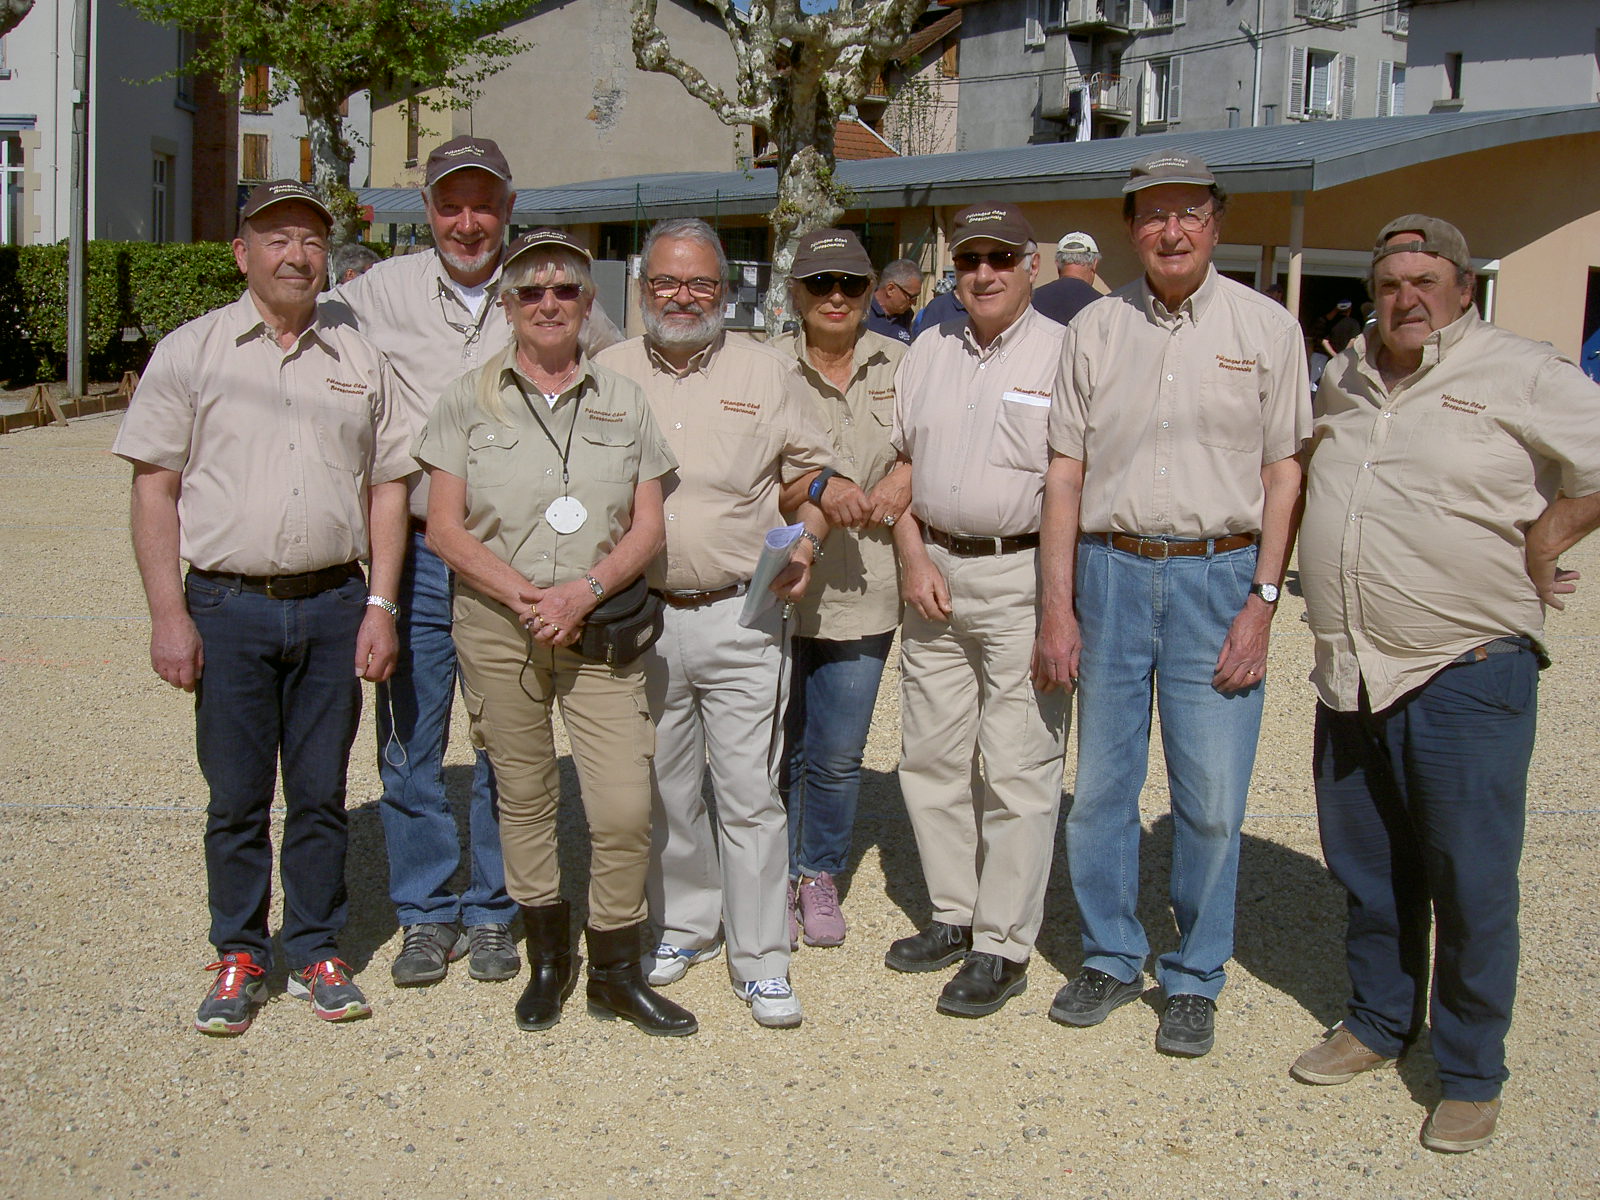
[1167,55,1182,121]
[1024,0,1046,47]
[1172,0,1186,24]
[1339,54,1356,119]
[1377,60,1393,117]
[1392,64,1406,113]
[299,138,312,183]
[1288,44,1308,118]
[241,64,271,114]
[241,133,270,181]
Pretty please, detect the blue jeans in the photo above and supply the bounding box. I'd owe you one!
[1067,536,1265,1000]
[376,532,511,927]
[188,569,366,971]
[1314,648,1536,1101]
[783,631,894,878]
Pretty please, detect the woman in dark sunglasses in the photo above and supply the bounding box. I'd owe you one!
[771,228,912,951]
[413,229,696,1039]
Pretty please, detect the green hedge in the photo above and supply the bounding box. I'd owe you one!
[0,240,388,385]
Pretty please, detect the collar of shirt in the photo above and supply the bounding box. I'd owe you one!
[501,344,597,410]
[959,303,1042,362]
[1354,306,1481,395]
[645,330,723,377]
[779,327,888,395]
[1139,264,1219,327]
[229,291,336,358]
[430,250,504,330]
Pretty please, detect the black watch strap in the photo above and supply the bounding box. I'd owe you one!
[807,467,838,504]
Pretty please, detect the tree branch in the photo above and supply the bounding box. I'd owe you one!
[631,0,769,127]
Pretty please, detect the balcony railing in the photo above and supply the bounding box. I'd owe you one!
[1065,0,1131,33]
[1090,72,1134,115]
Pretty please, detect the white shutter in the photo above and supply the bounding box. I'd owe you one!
[1172,0,1187,23]
[1024,0,1045,47]
[1167,55,1182,121]
[1293,0,1310,16]
[1288,44,1308,118]
[1393,65,1406,114]
[1377,60,1393,117]
[1131,0,1148,28]
[1343,0,1359,21]
[1339,53,1356,118]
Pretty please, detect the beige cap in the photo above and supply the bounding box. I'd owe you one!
[948,203,1035,251]
[1056,231,1099,255]
[1372,214,1470,274]
[424,136,512,186]
[1123,152,1216,193]
[238,180,332,231]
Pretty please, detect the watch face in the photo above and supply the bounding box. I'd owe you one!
[1256,582,1280,603]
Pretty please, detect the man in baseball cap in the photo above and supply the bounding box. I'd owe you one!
[1041,151,1309,1055]
[1032,230,1103,327]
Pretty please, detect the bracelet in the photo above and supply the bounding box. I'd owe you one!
[807,467,838,505]
[366,595,400,618]
[800,530,824,560]
[584,572,605,599]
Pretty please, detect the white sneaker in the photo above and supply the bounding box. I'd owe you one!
[736,976,803,1028]
[646,940,721,986]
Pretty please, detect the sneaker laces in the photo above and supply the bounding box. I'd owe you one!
[799,875,841,918]
[472,924,514,956]
[303,957,354,988]
[744,977,793,1000]
[400,925,445,956]
[203,955,264,999]
[1075,968,1117,999]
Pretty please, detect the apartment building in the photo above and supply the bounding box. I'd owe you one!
[951,0,1411,147]
[1406,0,1600,114]
[236,65,370,198]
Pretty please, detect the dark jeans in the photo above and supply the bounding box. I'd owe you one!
[1313,647,1537,1101]
[782,631,894,878]
[188,570,366,971]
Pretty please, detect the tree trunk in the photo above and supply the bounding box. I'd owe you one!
[762,67,842,332]
[304,98,361,246]
[0,0,33,39]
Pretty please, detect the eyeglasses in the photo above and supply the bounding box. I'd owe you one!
[952,250,1022,271]
[647,275,723,300]
[884,281,918,301]
[1133,207,1215,235]
[511,284,583,304]
[800,273,870,298]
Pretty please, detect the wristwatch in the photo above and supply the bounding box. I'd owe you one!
[584,572,606,599]
[807,467,838,505]
[1250,581,1281,604]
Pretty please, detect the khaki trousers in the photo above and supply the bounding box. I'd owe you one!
[451,587,654,930]
[643,594,791,982]
[897,543,1070,962]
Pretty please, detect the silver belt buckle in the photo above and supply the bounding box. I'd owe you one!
[1138,536,1170,559]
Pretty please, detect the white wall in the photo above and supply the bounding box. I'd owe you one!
[1406,0,1600,113]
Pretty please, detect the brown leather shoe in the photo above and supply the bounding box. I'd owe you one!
[1290,1026,1396,1085]
[1421,1099,1501,1153]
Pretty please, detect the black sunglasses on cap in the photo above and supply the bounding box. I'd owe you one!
[800,273,870,298]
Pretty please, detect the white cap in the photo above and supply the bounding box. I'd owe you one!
[1056,231,1099,255]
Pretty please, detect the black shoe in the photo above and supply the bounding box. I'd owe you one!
[514,902,577,1031]
[936,952,1028,1017]
[1049,966,1145,1027]
[468,922,521,982]
[1157,993,1217,1057]
[884,922,972,973]
[585,924,698,1037]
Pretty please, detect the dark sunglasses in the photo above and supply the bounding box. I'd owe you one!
[800,273,871,298]
[953,250,1022,271]
[511,284,583,304]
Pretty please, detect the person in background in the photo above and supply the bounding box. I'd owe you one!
[865,258,924,346]
[1031,231,1102,327]
[332,243,380,284]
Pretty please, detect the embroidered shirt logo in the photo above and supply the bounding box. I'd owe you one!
[587,409,626,424]
[1439,394,1486,414]
[720,399,760,416]
[325,378,368,396]
[1215,354,1255,373]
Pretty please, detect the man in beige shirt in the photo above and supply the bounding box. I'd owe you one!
[1042,153,1309,1056]
[1290,215,1600,1153]
[326,139,626,989]
[596,217,834,1028]
[886,202,1071,1019]
[114,181,412,1035]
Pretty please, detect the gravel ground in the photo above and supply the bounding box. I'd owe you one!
[2,412,1597,1199]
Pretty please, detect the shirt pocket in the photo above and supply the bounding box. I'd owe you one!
[1198,365,1264,455]
[1399,412,1529,509]
[312,400,372,474]
[580,427,641,484]
[988,393,1050,474]
[465,426,522,489]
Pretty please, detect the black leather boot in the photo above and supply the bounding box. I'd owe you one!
[936,951,1028,1017]
[585,924,698,1037]
[514,901,576,1031]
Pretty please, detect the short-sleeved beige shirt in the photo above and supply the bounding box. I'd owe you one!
[112,292,412,576]
[1050,267,1311,537]
[769,327,904,638]
[596,332,836,591]
[1301,309,1600,712]
[892,305,1064,538]
[327,250,511,520]
[413,343,677,587]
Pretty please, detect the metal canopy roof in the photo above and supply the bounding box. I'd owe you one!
[361,104,1600,225]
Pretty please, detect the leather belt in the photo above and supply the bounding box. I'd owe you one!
[1455,636,1533,664]
[1093,532,1257,559]
[658,582,749,610]
[925,526,1040,557]
[191,561,361,600]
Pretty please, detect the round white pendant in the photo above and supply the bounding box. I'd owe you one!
[545,495,588,534]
